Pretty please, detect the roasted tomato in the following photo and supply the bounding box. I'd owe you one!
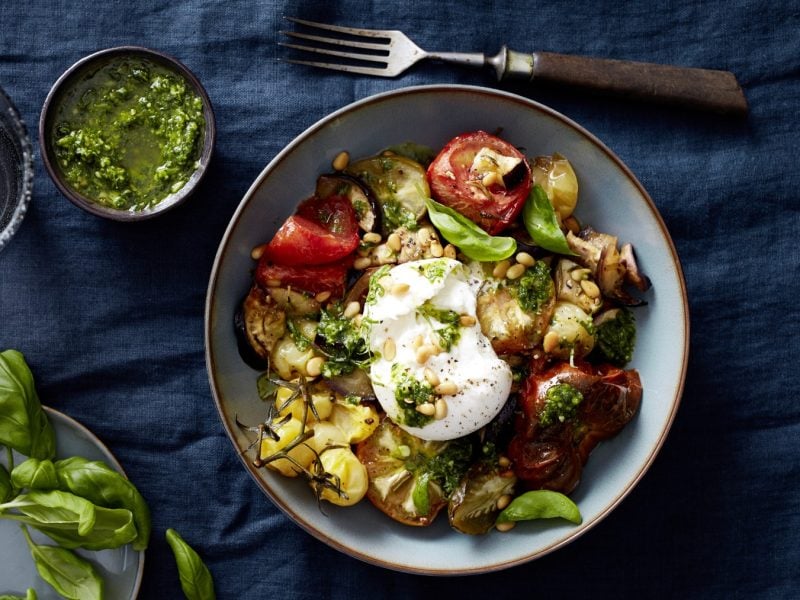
[508,361,642,494]
[262,194,360,266]
[255,256,352,297]
[427,131,531,235]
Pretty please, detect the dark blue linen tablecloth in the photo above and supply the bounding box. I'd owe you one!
[2,1,799,598]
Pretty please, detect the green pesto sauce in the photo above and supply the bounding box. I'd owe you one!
[390,363,434,428]
[539,383,584,427]
[52,56,205,211]
[516,260,554,313]
[417,301,461,351]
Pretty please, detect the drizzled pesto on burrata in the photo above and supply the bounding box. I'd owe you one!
[51,56,205,211]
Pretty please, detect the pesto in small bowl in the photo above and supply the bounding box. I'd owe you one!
[40,47,215,220]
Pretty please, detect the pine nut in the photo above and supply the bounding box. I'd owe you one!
[435,380,458,396]
[416,402,435,416]
[497,455,511,468]
[251,243,267,260]
[570,268,590,281]
[265,278,282,287]
[383,338,396,361]
[353,256,372,270]
[417,228,431,244]
[430,241,444,258]
[443,244,457,259]
[415,344,438,364]
[434,398,448,420]
[387,233,402,252]
[332,151,349,171]
[459,314,476,327]
[493,260,511,279]
[543,331,560,353]
[306,356,325,377]
[412,334,424,349]
[314,291,331,303]
[496,521,516,532]
[516,252,535,267]
[506,263,526,280]
[423,368,440,387]
[363,232,382,244]
[343,301,361,319]
[580,279,601,298]
[496,494,513,511]
[391,282,410,295]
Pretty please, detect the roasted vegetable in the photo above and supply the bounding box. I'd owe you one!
[448,461,516,535]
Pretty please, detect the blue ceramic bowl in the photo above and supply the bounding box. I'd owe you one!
[39,46,215,222]
[205,85,689,574]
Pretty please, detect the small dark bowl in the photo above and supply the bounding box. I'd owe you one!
[39,46,216,221]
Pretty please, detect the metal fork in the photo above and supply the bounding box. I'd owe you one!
[280,17,747,116]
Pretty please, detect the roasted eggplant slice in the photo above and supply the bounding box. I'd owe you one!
[316,173,381,233]
[237,285,287,367]
[346,154,430,233]
[448,461,517,535]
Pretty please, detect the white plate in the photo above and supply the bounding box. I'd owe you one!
[205,84,689,574]
[0,407,144,598]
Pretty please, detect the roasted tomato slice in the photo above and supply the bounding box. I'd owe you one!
[262,194,360,266]
[427,131,531,235]
[508,361,642,494]
[255,256,352,297]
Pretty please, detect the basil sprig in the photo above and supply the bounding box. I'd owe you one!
[522,185,576,255]
[166,528,217,600]
[426,198,516,261]
[21,526,103,600]
[495,489,582,525]
[0,350,56,460]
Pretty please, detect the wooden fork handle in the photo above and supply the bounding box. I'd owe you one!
[500,48,748,115]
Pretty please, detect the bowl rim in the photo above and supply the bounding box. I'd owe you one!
[38,45,216,222]
[0,85,34,252]
[204,84,689,574]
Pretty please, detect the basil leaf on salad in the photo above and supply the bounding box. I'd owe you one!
[166,528,216,600]
[522,185,576,256]
[425,198,517,261]
[0,350,56,460]
[22,526,103,600]
[495,489,582,525]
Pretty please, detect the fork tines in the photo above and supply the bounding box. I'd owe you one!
[279,16,395,76]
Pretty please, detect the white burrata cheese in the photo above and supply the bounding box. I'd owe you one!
[363,258,512,441]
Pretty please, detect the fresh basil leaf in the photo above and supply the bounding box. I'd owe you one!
[11,458,58,490]
[425,198,516,261]
[0,463,13,503]
[495,489,582,525]
[55,457,151,551]
[166,528,216,600]
[522,185,576,255]
[22,526,102,600]
[0,350,56,460]
[0,589,37,600]
[0,490,137,550]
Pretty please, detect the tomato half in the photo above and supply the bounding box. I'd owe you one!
[262,194,360,266]
[255,256,352,297]
[427,131,531,235]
